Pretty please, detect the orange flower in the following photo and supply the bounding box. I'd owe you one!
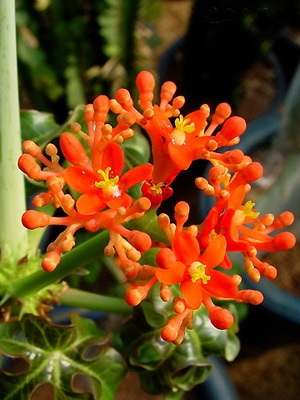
[197,162,296,281]
[152,202,264,340]
[18,95,154,272]
[156,232,236,309]
[110,71,247,186]
[62,140,153,214]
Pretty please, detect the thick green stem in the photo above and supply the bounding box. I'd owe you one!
[60,288,132,314]
[8,230,110,299]
[0,0,28,263]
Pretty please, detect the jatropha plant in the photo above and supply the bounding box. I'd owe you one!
[0,1,297,398]
[18,70,295,340]
[1,69,296,399]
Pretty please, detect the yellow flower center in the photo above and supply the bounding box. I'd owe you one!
[244,200,260,219]
[188,261,211,284]
[95,167,121,198]
[170,115,195,145]
[150,182,165,196]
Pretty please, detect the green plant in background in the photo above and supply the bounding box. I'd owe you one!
[181,0,300,112]
[16,0,162,120]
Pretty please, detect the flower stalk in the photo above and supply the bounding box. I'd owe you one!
[0,0,28,263]
[6,230,110,299]
[60,288,132,314]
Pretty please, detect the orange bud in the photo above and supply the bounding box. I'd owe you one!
[18,154,41,179]
[123,262,140,279]
[208,165,225,183]
[209,307,234,329]
[160,81,177,105]
[248,267,261,282]
[206,139,218,151]
[22,210,50,229]
[136,71,155,109]
[22,140,42,157]
[212,103,232,125]
[225,149,245,164]
[32,192,52,208]
[257,232,296,252]
[116,111,136,128]
[93,95,110,122]
[273,232,296,251]
[156,248,176,268]
[239,289,264,305]
[228,162,263,191]
[127,230,152,252]
[85,219,100,232]
[272,211,295,229]
[160,285,172,302]
[161,318,180,342]
[263,264,277,279]
[47,176,63,194]
[260,213,274,226]
[174,201,189,225]
[60,132,89,165]
[114,89,133,110]
[158,213,170,229]
[125,286,148,306]
[172,96,185,110]
[84,104,94,123]
[110,99,124,114]
[195,177,208,190]
[42,251,61,272]
[173,297,186,314]
[217,116,246,141]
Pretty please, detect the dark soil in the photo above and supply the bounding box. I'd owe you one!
[264,243,300,297]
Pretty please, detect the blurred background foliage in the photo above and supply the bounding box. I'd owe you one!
[16,0,163,122]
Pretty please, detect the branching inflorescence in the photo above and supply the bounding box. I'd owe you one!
[18,71,296,344]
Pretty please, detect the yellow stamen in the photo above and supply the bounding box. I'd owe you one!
[150,182,165,196]
[175,115,195,133]
[244,200,260,219]
[95,167,120,197]
[188,261,211,284]
[171,115,195,145]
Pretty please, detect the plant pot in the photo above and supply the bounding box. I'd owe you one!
[191,356,238,400]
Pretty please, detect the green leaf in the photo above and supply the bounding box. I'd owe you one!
[0,314,126,400]
[193,305,240,362]
[117,285,240,395]
[20,104,86,148]
[122,130,151,168]
[20,110,59,145]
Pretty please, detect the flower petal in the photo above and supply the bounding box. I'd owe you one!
[180,279,203,310]
[106,192,132,209]
[156,261,186,285]
[64,166,97,193]
[76,192,105,215]
[184,109,208,134]
[119,164,153,190]
[101,141,125,176]
[167,142,193,170]
[205,270,238,298]
[201,235,226,268]
[173,231,200,264]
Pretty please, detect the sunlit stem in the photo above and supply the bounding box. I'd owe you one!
[7,230,110,299]
[0,0,28,263]
[60,288,132,314]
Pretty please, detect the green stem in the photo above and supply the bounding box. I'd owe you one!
[8,230,110,299]
[60,288,132,314]
[0,0,28,263]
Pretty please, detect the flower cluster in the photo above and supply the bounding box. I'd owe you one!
[19,71,296,343]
